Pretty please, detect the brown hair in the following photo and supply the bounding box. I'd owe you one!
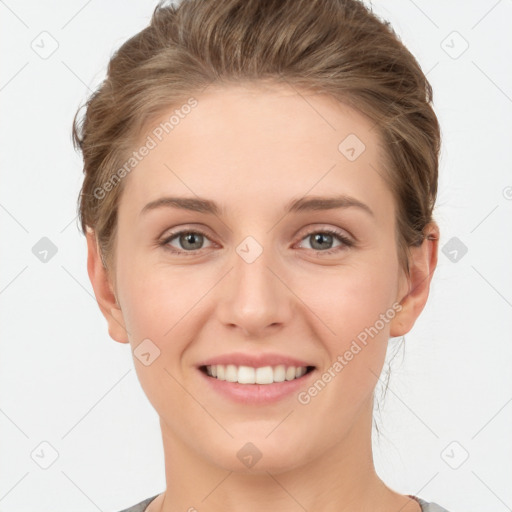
[72,0,440,278]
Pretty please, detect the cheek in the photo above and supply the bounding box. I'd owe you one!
[117,259,214,367]
[295,262,398,391]
[116,265,202,411]
[116,257,189,345]
[298,263,397,341]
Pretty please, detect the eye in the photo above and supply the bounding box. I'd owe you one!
[160,229,214,255]
[296,228,354,255]
[158,226,354,256]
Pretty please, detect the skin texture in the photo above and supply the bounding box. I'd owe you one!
[86,82,438,512]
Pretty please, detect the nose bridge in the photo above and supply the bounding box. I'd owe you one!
[217,235,290,335]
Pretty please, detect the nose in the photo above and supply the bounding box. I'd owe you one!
[216,243,294,338]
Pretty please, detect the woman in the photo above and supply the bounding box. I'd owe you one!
[73,0,449,510]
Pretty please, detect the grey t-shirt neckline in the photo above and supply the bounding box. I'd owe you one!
[116,493,451,512]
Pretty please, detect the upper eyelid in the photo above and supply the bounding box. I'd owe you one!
[160,225,215,243]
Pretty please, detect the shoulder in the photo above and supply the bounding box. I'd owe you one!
[415,496,453,512]
[113,494,159,512]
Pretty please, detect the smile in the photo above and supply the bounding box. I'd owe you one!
[201,364,315,384]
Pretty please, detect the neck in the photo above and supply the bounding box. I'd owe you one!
[151,400,419,512]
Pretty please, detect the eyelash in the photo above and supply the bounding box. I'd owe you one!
[158,227,354,256]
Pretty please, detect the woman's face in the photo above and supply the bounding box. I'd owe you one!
[93,82,421,473]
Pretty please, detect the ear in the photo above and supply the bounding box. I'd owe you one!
[86,229,129,344]
[390,222,439,337]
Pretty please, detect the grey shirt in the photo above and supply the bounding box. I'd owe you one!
[116,494,452,511]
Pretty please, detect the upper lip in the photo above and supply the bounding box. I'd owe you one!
[197,352,315,369]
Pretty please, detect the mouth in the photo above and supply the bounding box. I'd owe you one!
[199,364,316,384]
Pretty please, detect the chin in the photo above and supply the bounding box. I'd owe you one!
[200,435,309,475]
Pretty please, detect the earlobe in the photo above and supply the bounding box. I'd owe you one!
[86,229,129,344]
[389,223,439,338]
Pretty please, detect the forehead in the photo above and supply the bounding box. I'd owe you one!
[118,82,394,221]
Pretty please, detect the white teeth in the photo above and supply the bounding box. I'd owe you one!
[285,366,296,381]
[255,366,273,384]
[273,365,286,382]
[225,364,237,382]
[204,364,311,384]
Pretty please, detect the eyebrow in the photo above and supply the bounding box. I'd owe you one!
[140,194,374,218]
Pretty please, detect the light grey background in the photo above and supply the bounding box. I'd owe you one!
[1,1,511,511]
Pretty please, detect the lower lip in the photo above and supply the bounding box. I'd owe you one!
[197,367,316,404]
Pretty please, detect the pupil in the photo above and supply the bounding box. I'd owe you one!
[182,233,202,250]
[312,233,332,250]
